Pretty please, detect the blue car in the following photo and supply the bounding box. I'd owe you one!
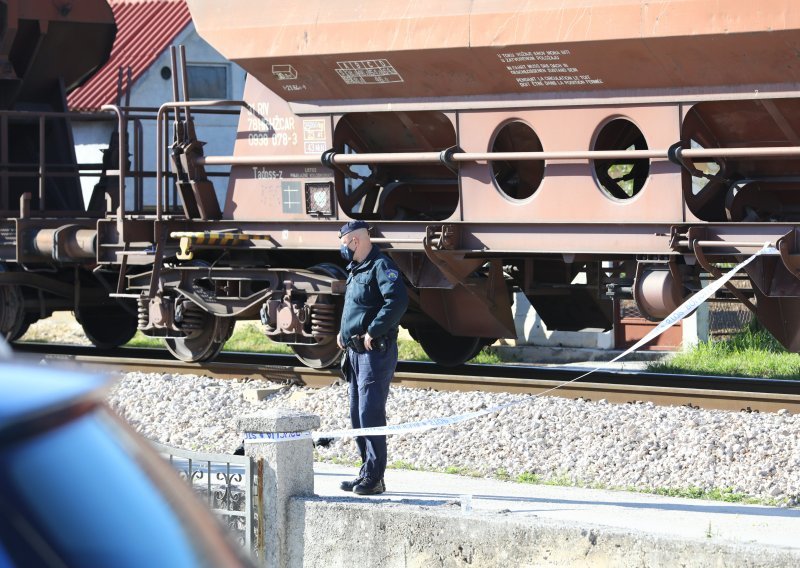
[0,362,252,567]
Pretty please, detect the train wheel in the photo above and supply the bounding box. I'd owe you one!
[76,302,138,349]
[288,262,347,369]
[412,324,483,367]
[0,284,24,341]
[165,309,233,362]
[291,341,341,369]
[8,313,38,342]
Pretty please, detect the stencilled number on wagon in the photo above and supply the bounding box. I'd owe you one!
[246,102,270,132]
[252,168,283,180]
[245,102,299,147]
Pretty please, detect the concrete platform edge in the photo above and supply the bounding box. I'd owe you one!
[289,497,800,568]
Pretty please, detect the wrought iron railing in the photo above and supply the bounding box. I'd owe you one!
[151,442,258,553]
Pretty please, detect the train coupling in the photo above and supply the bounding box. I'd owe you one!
[30,226,96,261]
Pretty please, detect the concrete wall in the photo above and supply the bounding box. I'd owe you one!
[289,499,798,568]
[73,25,246,210]
[241,407,796,568]
[501,292,707,362]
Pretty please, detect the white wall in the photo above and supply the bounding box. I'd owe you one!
[509,292,614,349]
[72,25,247,210]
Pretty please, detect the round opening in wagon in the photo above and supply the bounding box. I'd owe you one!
[332,111,459,221]
[490,121,544,201]
[592,118,649,200]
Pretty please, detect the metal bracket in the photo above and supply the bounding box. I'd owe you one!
[689,228,757,314]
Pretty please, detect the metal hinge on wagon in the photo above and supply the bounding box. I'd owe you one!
[169,231,273,260]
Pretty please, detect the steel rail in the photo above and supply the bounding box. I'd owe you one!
[14,344,800,414]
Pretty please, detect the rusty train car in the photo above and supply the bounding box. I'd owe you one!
[3,0,800,368]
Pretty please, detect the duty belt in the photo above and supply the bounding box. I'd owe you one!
[347,334,390,353]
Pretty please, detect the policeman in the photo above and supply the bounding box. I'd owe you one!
[336,220,408,495]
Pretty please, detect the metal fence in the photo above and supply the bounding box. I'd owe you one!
[708,300,754,339]
[619,297,755,341]
[152,442,258,553]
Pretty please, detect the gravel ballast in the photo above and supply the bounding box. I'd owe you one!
[107,371,800,506]
[22,314,800,506]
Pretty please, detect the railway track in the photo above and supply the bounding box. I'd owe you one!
[13,343,800,414]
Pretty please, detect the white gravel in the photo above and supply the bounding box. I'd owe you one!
[24,313,800,506]
[107,371,800,506]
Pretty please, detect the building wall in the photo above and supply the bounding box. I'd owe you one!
[72,25,246,210]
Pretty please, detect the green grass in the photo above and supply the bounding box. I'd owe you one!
[646,486,759,504]
[386,461,778,505]
[128,322,502,364]
[647,326,800,379]
[390,460,420,471]
[510,470,767,505]
[127,323,301,355]
[516,472,542,484]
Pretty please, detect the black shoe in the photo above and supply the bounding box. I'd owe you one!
[353,478,385,495]
[339,477,363,492]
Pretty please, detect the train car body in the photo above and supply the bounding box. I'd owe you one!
[3,0,800,368]
[0,0,132,345]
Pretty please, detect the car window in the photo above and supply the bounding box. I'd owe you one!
[0,410,217,568]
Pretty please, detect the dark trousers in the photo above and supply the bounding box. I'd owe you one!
[346,340,397,481]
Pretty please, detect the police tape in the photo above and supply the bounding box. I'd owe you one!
[244,244,778,444]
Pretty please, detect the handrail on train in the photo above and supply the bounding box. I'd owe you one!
[0,108,121,218]
[149,99,800,225]
[154,99,249,221]
[196,145,800,169]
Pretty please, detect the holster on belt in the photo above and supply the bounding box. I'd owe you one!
[347,334,367,353]
[339,348,351,382]
[347,334,388,353]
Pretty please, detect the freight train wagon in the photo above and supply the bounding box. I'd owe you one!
[4,0,800,368]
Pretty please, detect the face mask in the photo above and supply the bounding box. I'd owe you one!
[340,242,355,262]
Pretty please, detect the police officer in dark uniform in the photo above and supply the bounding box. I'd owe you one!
[336,220,408,495]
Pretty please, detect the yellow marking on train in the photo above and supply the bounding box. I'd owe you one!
[170,231,272,260]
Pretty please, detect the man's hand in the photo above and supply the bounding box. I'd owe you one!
[336,334,345,350]
[363,332,374,350]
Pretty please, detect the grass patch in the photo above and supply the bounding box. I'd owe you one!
[222,323,294,354]
[390,460,420,471]
[125,333,163,349]
[542,472,574,487]
[472,348,503,365]
[516,472,542,484]
[647,326,800,379]
[495,468,511,480]
[439,465,482,477]
[126,323,301,355]
[398,340,430,362]
[645,486,761,505]
[324,455,360,467]
[127,322,502,364]
[512,469,765,505]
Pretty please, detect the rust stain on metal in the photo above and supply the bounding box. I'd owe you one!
[255,458,264,555]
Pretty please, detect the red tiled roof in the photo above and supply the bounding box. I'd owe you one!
[67,0,191,111]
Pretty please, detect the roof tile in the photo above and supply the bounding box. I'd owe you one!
[67,0,191,111]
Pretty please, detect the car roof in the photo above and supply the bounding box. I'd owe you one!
[0,362,110,435]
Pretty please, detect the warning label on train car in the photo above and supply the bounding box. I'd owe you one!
[272,64,298,80]
[497,49,604,88]
[335,59,404,85]
[303,119,327,154]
